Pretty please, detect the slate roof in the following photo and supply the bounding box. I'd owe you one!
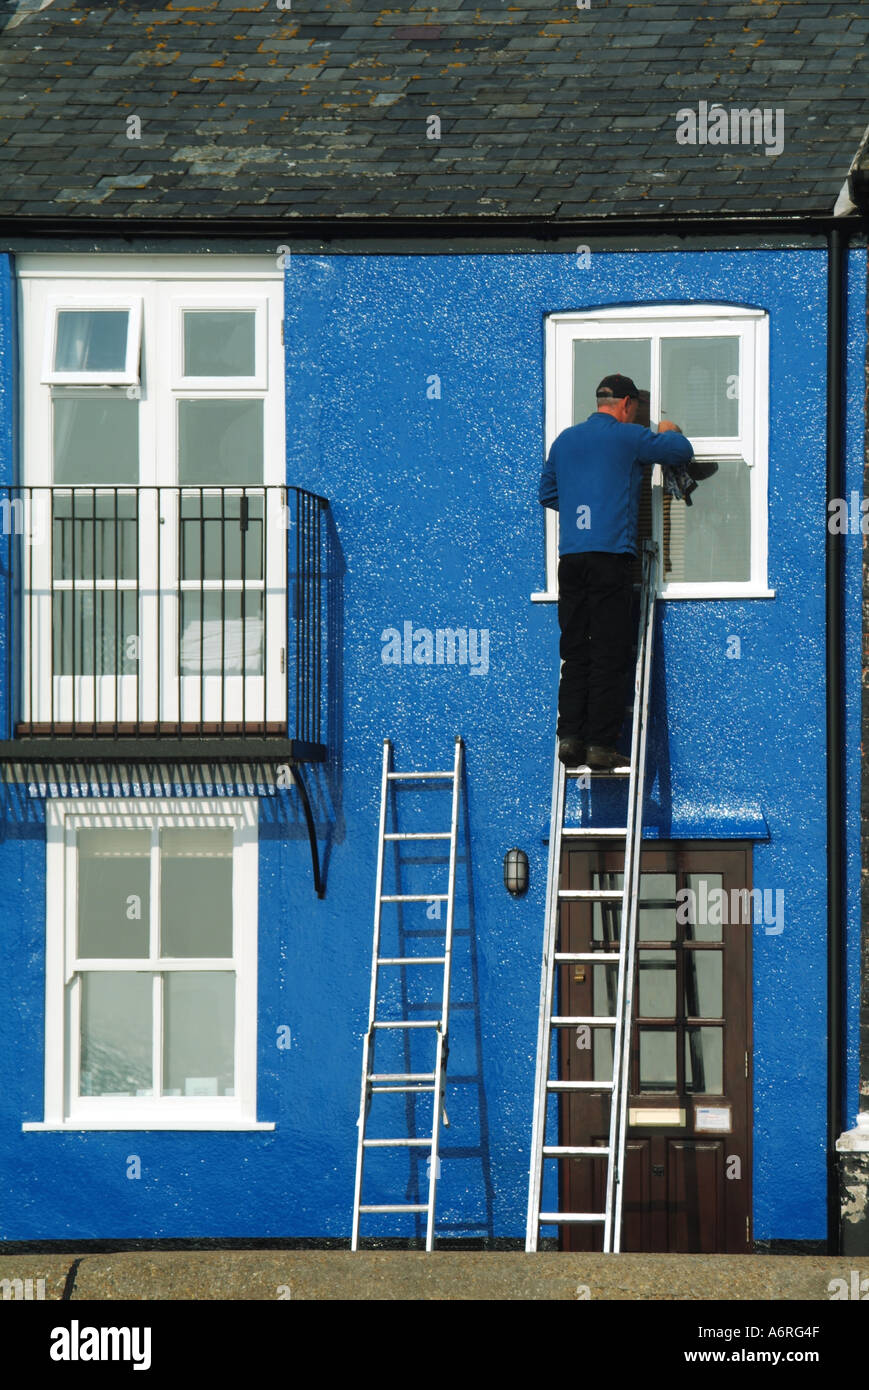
[0,0,866,225]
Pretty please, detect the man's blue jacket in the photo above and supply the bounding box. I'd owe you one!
[539,411,695,556]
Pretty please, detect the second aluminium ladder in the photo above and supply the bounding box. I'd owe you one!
[526,539,659,1253]
[351,736,463,1252]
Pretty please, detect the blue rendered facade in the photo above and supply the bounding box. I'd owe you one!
[0,246,864,1243]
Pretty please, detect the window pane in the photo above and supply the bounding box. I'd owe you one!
[663,458,751,584]
[684,951,723,1019]
[78,828,150,958]
[178,400,263,486]
[638,949,676,1018]
[53,393,139,485]
[573,339,651,423]
[180,492,263,583]
[683,873,724,942]
[163,971,235,1096]
[184,311,256,377]
[160,828,233,958]
[55,310,129,374]
[639,1028,677,1091]
[661,337,739,437]
[685,1026,723,1094]
[180,590,263,676]
[80,971,152,1096]
[591,871,622,944]
[592,960,617,1081]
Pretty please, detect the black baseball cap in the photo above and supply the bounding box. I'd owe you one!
[596,373,640,400]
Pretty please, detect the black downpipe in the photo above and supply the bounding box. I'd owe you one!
[826,224,847,1253]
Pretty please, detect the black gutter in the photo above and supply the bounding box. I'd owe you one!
[826,223,848,1254]
[0,212,862,243]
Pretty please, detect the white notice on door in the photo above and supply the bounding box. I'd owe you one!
[695,1104,732,1133]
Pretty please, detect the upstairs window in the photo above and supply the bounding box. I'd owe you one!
[538,305,771,600]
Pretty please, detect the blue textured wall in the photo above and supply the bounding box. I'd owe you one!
[0,248,864,1244]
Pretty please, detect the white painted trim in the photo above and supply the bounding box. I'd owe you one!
[41,798,264,1131]
[17,254,283,280]
[41,296,143,385]
[23,1121,276,1132]
[539,305,771,601]
[170,294,268,392]
[21,265,287,726]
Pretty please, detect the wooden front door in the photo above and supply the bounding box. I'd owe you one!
[557,842,752,1252]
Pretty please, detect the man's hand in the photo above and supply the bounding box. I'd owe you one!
[657,419,682,433]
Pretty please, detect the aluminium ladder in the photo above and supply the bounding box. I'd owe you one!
[526,539,659,1253]
[351,736,463,1252]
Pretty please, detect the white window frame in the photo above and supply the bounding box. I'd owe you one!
[534,304,773,601]
[18,256,287,727]
[24,797,273,1132]
[41,296,143,386]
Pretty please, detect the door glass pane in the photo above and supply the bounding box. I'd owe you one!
[77,828,150,958]
[53,589,139,677]
[682,873,724,942]
[660,336,739,437]
[80,971,152,1096]
[663,458,751,584]
[638,949,676,1017]
[639,1028,677,1091]
[638,873,676,941]
[160,828,233,958]
[591,872,622,943]
[163,971,235,1096]
[55,310,129,374]
[53,392,139,485]
[684,951,723,1019]
[180,590,263,676]
[685,1026,724,1093]
[592,960,617,1081]
[180,492,263,582]
[178,399,263,485]
[184,311,255,378]
[52,492,138,582]
[573,339,651,423]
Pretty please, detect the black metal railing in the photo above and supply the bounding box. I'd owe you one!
[0,485,328,752]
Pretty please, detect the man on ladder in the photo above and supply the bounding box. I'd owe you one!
[538,373,695,770]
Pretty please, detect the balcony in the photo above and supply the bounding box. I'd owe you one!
[0,484,329,764]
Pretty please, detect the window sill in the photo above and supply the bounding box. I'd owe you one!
[532,588,776,603]
[23,1119,276,1132]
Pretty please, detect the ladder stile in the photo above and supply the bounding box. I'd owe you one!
[352,737,464,1253]
[526,539,658,1255]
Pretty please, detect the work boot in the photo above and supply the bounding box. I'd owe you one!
[585,744,629,771]
[558,736,586,767]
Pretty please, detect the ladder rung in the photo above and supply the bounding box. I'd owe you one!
[377,956,446,966]
[380,893,449,902]
[560,828,628,838]
[551,1015,617,1027]
[387,771,453,780]
[557,889,622,900]
[368,1073,437,1082]
[371,1084,436,1093]
[539,1212,606,1225]
[363,1138,432,1148]
[372,1021,441,1029]
[567,767,630,777]
[543,1146,610,1157]
[359,1205,430,1213]
[547,1079,614,1091]
[554,952,620,963]
[383,831,452,840]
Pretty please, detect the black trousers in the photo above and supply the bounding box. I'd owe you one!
[556,550,634,746]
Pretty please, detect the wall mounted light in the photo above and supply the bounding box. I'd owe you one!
[504,847,529,896]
